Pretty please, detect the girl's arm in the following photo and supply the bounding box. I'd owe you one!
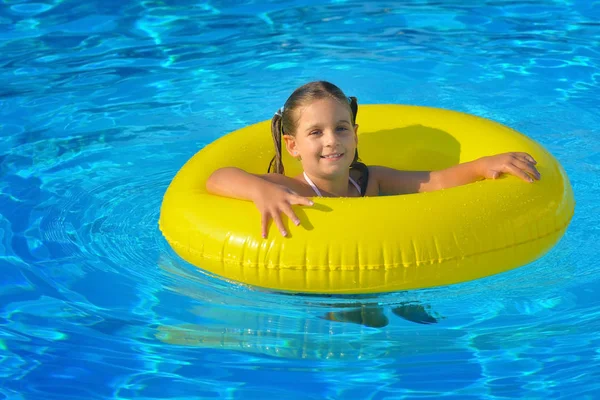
[206,168,313,237]
[206,167,272,201]
[373,152,541,195]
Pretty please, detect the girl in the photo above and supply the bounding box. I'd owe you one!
[206,81,540,239]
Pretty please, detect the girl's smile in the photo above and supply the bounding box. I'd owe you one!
[320,152,344,160]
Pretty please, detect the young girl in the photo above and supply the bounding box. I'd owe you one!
[206,81,540,239]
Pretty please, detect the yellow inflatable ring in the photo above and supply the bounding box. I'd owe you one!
[159,105,574,294]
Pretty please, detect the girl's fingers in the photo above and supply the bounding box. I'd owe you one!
[511,159,541,180]
[271,211,288,237]
[290,195,314,207]
[260,211,290,238]
[260,203,308,239]
[280,203,301,226]
[506,163,535,182]
[526,155,537,165]
[283,187,313,206]
[515,152,537,165]
[259,192,313,239]
[262,210,288,237]
[260,213,270,238]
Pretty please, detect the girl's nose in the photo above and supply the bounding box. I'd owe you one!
[323,131,338,146]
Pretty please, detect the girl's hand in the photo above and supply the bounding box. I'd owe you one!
[476,152,541,182]
[252,183,313,238]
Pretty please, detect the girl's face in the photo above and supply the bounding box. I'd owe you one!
[283,97,358,179]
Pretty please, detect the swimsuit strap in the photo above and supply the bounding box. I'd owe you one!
[349,176,362,195]
[303,172,361,197]
[303,172,323,197]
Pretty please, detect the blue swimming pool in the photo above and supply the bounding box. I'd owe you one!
[1,0,599,398]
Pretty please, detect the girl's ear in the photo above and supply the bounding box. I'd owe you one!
[354,124,359,145]
[283,135,298,157]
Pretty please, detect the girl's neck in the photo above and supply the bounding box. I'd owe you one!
[303,171,351,197]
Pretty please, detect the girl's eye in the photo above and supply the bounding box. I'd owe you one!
[337,126,349,132]
[309,130,321,136]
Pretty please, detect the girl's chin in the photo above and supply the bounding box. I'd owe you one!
[319,160,349,167]
[315,166,351,177]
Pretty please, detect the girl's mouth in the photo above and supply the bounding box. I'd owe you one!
[320,153,344,160]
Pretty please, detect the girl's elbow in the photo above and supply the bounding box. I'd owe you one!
[205,174,217,193]
[205,168,228,193]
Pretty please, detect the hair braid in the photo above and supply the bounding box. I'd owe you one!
[268,112,285,174]
[347,96,368,195]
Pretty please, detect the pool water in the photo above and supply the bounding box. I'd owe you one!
[1,0,599,398]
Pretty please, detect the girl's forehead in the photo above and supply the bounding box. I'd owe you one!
[295,97,352,124]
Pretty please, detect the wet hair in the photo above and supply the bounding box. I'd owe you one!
[268,81,369,195]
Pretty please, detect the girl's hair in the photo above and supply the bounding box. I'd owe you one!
[268,81,369,194]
